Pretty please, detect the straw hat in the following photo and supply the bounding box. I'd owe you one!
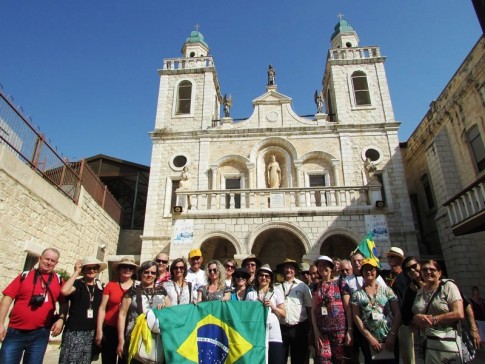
[111,256,138,270]
[386,247,404,259]
[276,258,300,272]
[81,257,107,272]
[257,264,274,280]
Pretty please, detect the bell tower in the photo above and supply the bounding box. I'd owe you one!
[153,28,222,132]
[323,17,395,125]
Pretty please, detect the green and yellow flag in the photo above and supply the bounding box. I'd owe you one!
[154,301,267,363]
[353,232,381,268]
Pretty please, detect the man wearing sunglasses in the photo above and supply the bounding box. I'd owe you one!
[155,252,171,285]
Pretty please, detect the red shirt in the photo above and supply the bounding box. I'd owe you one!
[3,270,63,330]
[103,281,129,327]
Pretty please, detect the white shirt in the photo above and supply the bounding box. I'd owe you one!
[344,274,386,294]
[185,268,208,298]
[274,278,312,325]
[247,289,284,343]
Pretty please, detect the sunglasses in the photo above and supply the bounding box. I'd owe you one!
[156,259,168,264]
[225,265,235,270]
[405,263,419,272]
[208,268,219,274]
[143,270,157,276]
[234,276,247,280]
[173,266,185,271]
[421,267,437,273]
[84,265,99,271]
[258,273,271,279]
[119,264,135,270]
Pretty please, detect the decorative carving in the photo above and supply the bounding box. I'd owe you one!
[223,93,232,118]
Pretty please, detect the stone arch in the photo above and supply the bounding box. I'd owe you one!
[315,228,360,259]
[298,151,340,187]
[249,137,299,188]
[246,222,311,269]
[212,155,250,190]
[197,231,242,263]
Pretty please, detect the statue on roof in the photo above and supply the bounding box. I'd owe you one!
[223,94,232,118]
[267,65,276,86]
[314,90,325,114]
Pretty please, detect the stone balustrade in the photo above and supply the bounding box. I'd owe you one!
[329,47,381,61]
[176,185,382,213]
[163,56,214,70]
[445,175,485,235]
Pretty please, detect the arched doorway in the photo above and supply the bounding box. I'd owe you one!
[200,237,236,263]
[319,234,356,259]
[251,228,306,269]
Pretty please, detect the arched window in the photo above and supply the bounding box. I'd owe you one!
[176,81,192,114]
[467,125,485,172]
[351,71,371,106]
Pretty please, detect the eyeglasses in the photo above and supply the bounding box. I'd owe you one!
[190,256,201,261]
[258,273,271,279]
[246,263,257,267]
[156,259,168,264]
[143,270,157,276]
[405,263,419,272]
[208,268,218,274]
[119,264,135,270]
[225,265,235,270]
[174,266,185,271]
[84,265,99,271]
[421,267,437,273]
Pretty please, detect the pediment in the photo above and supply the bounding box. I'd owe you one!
[252,89,292,106]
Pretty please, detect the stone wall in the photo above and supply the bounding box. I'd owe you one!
[0,144,120,288]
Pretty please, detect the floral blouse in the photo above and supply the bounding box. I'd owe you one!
[351,285,397,342]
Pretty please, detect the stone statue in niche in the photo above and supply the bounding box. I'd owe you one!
[314,90,324,113]
[267,64,276,86]
[178,166,191,189]
[223,93,232,117]
[267,154,281,188]
[364,158,377,180]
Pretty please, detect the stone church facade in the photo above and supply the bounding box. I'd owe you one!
[141,20,418,267]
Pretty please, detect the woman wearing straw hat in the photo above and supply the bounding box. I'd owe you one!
[95,257,137,364]
[59,257,106,364]
[247,264,286,364]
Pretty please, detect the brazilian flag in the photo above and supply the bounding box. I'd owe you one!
[154,301,267,363]
[353,232,381,267]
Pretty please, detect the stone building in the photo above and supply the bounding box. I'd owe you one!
[142,20,418,267]
[401,36,485,292]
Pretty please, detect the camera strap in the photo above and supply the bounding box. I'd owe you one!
[31,270,54,305]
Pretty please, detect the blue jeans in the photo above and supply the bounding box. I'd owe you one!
[0,327,50,364]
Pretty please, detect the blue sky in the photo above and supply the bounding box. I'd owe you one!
[0,1,481,166]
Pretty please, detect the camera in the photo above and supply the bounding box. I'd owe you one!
[29,294,45,307]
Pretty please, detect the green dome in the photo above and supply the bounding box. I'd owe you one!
[330,19,355,41]
[185,30,209,48]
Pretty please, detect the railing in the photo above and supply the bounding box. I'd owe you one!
[444,175,485,229]
[176,185,379,213]
[0,86,121,223]
[163,56,214,70]
[329,46,381,61]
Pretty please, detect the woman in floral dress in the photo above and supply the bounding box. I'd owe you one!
[312,256,352,363]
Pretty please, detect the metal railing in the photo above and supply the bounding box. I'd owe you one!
[0,86,121,223]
